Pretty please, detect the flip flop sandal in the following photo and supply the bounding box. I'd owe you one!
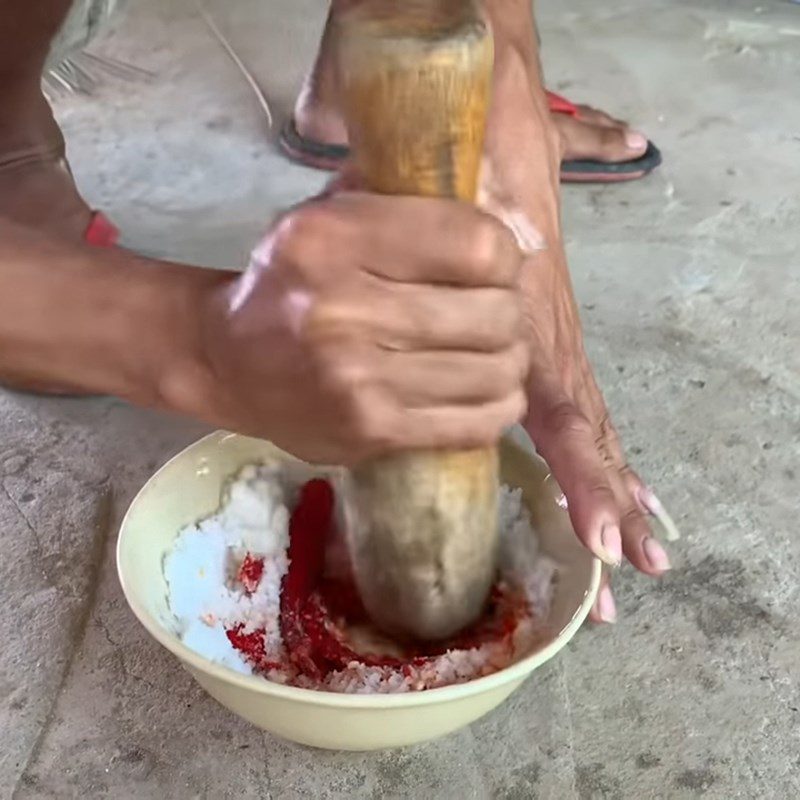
[279,90,662,183]
[546,91,662,183]
[279,118,349,172]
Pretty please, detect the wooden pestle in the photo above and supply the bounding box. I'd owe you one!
[336,0,498,641]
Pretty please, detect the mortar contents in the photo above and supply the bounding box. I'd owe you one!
[164,465,556,693]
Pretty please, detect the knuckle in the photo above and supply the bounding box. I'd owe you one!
[305,297,365,347]
[619,504,650,536]
[318,349,371,398]
[620,503,645,526]
[493,347,528,392]
[509,388,529,422]
[512,339,531,377]
[617,462,635,480]
[468,217,509,281]
[347,393,393,451]
[275,203,340,271]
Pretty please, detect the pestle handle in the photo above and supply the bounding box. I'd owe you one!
[336,0,499,641]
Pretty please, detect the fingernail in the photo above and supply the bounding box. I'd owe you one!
[637,486,661,515]
[642,537,671,572]
[638,487,681,542]
[625,130,647,151]
[597,585,617,624]
[599,523,622,567]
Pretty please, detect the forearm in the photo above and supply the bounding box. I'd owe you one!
[0,218,227,408]
[479,1,584,395]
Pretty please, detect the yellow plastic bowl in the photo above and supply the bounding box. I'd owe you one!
[117,431,600,751]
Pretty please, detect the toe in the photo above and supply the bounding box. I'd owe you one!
[594,125,648,163]
[574,103,628,130]
[555,114,648,164]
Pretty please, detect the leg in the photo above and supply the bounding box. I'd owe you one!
[0,0,93,240]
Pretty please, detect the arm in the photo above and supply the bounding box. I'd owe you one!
[0,192,527,467]
[478,0,672,623]
[0,217,222,406]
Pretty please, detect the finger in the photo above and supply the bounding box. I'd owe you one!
[325,192,523,287]
[600,420,681,543]
[381,344,529,407]
[372,282,525,353]
[589,395,673,574]
[636,485,682,544]
[528,387,622,567]
[381,390,528,454]
[308,283,525,353]
[589,571,616,624]
[600,439,667,577]
[575,364,674,575]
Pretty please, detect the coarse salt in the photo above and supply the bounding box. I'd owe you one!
[164,466,556,693]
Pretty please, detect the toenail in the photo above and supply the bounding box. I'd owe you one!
[625,130,647,150]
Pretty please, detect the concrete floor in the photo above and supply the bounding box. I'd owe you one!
[2,0,799,797]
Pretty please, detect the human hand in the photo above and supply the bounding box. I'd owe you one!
[476,40,678,623]
[197,191,529,465]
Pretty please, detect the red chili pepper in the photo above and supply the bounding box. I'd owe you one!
[280,479,336,678]
[283,479,334,601]
[318,576,368,622]
[234,477,525,682]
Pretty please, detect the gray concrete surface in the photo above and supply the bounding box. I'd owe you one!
[2,0,798,797]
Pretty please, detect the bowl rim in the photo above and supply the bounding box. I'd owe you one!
[117,431,601,709]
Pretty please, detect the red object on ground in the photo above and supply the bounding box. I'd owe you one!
[83,211,120,247]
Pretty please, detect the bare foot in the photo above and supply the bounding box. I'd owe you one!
[0,92,92,242]
[290,41,650,171]
[553,102,649,164]
[0,92,97,395]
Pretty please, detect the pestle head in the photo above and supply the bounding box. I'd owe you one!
[346,449,499,641]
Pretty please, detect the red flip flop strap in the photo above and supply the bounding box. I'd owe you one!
[546,90,579,117]
[84,211,119,247]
